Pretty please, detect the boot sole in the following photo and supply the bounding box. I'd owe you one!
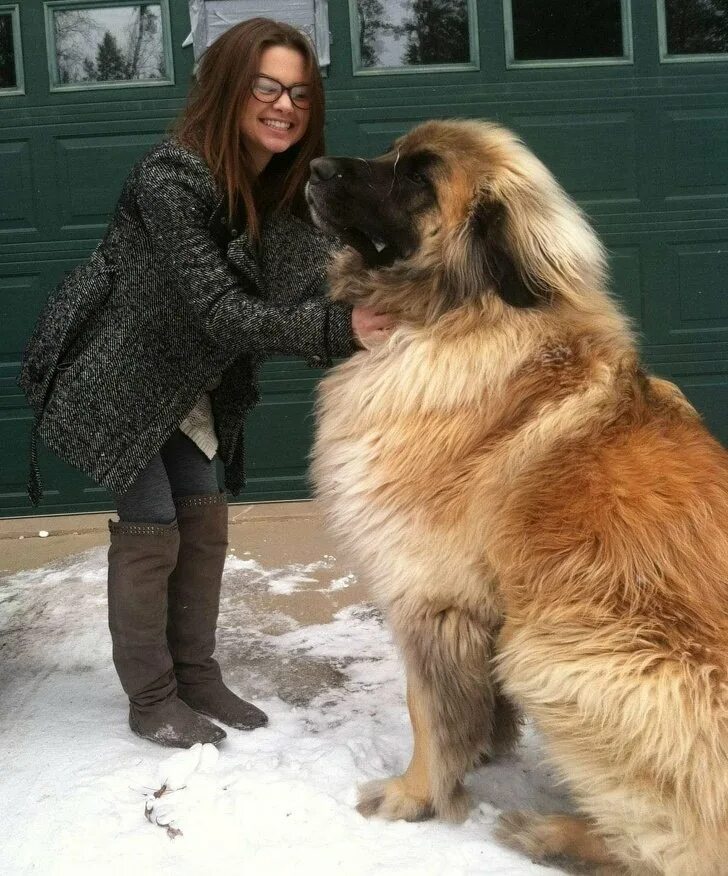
[129,717,227,748]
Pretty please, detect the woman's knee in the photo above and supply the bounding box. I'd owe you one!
[114,454,176,524]
[160,431,220,499]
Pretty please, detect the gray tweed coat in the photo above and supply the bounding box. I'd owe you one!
[18,139,354,504]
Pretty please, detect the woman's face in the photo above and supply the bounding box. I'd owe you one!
[240,45,311,174]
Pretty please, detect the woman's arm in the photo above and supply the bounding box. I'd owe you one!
[135,146,355,362]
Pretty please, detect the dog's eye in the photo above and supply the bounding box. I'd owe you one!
[407,172,427,185]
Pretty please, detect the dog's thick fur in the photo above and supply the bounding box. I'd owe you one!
[307,119,728,875]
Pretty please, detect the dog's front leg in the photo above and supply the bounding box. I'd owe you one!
[357,674,437,822]
[358,604,519,823]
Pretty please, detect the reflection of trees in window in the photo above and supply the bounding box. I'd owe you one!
[512,0,624,61]
[403,0,469,65]
[665,0,728,55]
[0,13,17,89]
[55,10,95,83]
[358,0,388,67]
[126,5,165,79]
[357,0,470,68]
[93,31,128,80]
[54,4,166,84]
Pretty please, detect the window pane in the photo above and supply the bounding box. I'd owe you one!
[52,3,167,86]
[357,0,471,69]
[0,12,17,89]
[664,0,728,56]
[511,0,625,61]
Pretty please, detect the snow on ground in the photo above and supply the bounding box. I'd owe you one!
[0,547,571,875]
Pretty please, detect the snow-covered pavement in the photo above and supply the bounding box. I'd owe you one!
[0,547,570,875]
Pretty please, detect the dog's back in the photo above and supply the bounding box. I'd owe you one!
[492,365,728,874]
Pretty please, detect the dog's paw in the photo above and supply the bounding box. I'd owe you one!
[495,812,626,875]
[496,810,552,859]
[356,776,470,823]
[356,778,434,822]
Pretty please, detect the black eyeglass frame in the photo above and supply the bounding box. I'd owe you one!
[250,74,312,110]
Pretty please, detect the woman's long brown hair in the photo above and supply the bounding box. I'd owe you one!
[175,18,325,240]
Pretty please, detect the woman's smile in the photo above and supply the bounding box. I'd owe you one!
[240,45,310,173]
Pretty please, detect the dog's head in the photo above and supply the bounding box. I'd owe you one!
[306,119,607,322]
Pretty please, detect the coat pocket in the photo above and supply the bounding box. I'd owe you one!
[18,246,113,413]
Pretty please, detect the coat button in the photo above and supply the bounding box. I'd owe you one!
[230,228,239,237]
[310,355,323,366]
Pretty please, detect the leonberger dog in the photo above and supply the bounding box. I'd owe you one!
[306,119,728,875]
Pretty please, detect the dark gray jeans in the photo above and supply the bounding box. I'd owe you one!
[114,430,220,524]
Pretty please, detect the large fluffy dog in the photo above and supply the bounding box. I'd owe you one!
[306,119,728,874]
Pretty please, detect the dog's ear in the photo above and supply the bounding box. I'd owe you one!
[468,198,546,308]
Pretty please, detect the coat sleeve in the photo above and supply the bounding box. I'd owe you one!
[134,147,355,363]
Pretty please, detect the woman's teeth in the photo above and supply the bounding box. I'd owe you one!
[262,119,292,130]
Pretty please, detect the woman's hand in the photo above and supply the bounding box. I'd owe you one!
[351,306,397,349]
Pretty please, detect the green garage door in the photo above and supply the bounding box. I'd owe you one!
[1,0,727,517]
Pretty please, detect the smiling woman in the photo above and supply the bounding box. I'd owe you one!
[18,16,387,751]
[239,44,312,173]
[175,17,326,239]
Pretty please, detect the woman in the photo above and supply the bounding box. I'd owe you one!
[19,18,392,748]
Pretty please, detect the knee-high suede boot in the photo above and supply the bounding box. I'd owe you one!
[107,519,226,747]
[167,494,268,730]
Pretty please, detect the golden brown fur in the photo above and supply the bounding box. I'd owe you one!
[309,119,728,875]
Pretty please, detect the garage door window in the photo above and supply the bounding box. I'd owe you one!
[188,1,331,68]
[45,1,174,90]
[351,0,478,74]
[659,0,728,62]
[505,0,633,68]
[0,5,23,94]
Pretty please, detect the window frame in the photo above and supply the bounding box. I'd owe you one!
[44,0,175,93]
[349,0,480,76]
[657,0,728,64]
[0,3,24,96]
[503,0,634,69]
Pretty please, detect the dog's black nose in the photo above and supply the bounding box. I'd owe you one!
[309,157,340,183]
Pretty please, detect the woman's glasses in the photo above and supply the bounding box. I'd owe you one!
[251,74,311,110]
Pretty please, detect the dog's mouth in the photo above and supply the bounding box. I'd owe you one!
[306,185,402,268]
[336,228,401,268]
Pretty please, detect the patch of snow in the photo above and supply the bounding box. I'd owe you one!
[0,547,569,874]
[329,573,356,591]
